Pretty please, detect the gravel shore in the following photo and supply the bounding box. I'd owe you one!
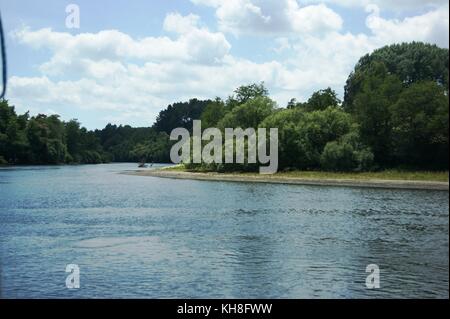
[126,169,449,191]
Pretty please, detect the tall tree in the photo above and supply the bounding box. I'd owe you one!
[390,81,449,168]
[344,42,449,111]
[351,62,403,166]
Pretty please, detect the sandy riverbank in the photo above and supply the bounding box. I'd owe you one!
[126,169,449,191]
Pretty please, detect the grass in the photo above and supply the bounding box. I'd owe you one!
[163,165,449,182]
[270,170,448,182]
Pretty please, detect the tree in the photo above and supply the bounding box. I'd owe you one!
[351,62,403,166]
[26,114,68,164]
[226,82,269,108]
[344,42,449,169]
[0,101,31,163]
[65,119,82,160]
[320,131,374,171]
[129,131,171,163]
[295,107,357,169]
[304,88,341,111]
[390,81,449,169]
[218,96,276,129]
[153,99,211,134]
[344,42,449,110]
[260,108,305,169]
[200,98,226,128]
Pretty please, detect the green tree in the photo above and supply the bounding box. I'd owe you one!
[0,101,31,163]
[295,107,356,169]
[344,42,449,110]
[233,82,269,103]
[26,114,67,164]
[390,81,449,168]
[218,96,276,129]
[351,61,403,166]
[200,98,226,128]
[153,99,211,134]
[260,108,305,169]
[304,88,341,111]
[320,131,374,171]
[65,119,81,161]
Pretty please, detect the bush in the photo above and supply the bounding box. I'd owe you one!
[320,141,356,171]
[355,148,375,171]
[320,132,374,172]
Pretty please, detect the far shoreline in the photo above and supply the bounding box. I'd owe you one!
[126,168,449,191]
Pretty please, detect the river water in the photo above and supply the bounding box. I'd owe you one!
[0,163,448,298]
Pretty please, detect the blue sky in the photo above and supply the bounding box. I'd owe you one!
[0,0,448,129]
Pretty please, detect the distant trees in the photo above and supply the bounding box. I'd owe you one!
[0,100,170,165]
[0,103,70,164]
[94,124,170,163]
[26,114,67,164]
[1,42,448,171]
[153,98,211,134]
[0,102,29,164]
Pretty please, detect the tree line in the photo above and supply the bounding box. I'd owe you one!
[1,42,448,171]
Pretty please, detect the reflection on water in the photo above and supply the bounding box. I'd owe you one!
[0,163,448,298]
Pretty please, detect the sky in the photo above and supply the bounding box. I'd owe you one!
[0,0,448,129]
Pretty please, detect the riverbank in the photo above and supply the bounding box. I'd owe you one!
[127,167,449,191]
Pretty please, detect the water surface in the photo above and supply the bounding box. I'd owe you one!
[0,163,448,298]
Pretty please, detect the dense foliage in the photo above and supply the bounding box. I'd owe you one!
[0,101,172,164]
[153,98,211,134]
[344,42,449,169]
[1,42,448,171]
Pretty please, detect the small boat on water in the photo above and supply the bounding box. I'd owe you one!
[138,158,154,168]
[138,161,148,168]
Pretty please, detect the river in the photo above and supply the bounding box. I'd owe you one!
[0,163,448,298]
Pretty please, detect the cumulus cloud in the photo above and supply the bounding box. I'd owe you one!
[12,21,231,70]
[192,0,343,35]
[7,3,450,127]
[163,12,201,34]
[300,0,448,11]
[365,3,449,47]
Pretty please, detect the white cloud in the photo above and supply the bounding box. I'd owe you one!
[192,0,343,35]
[163,12,201,34]
[287,2,343,35]
[13,21,231,69]
[7,4,450,128]
[365,3,449,47]
[300,0,448,11]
